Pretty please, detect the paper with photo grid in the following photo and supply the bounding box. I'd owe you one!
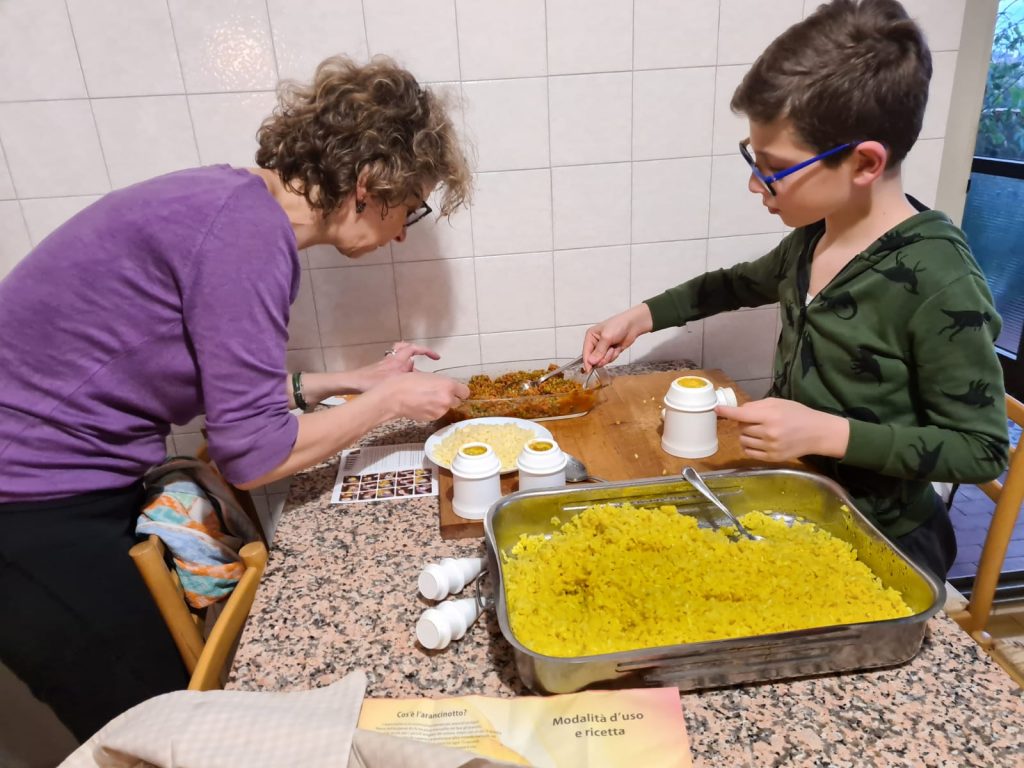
[331,443,438,504]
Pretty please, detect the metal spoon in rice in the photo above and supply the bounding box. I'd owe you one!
[564,453,605,483]
[682,466,763,541]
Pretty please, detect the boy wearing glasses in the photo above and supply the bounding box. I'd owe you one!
[582,0,1008,578]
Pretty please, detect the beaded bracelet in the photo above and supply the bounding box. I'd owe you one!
[291,371,309,412]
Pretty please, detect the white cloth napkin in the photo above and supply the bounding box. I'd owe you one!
[59,671,521,768]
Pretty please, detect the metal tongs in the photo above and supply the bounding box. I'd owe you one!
[519,355,585,393]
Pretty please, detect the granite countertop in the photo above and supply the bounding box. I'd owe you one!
[228,363,1024,767]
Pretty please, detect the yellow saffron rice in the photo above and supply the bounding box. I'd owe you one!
[503,503,913,657]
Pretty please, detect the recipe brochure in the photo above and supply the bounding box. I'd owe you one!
[330,443,438,504]
[358,686,692,767]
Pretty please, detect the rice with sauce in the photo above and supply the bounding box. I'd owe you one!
[431,423,535,472]
[503,502,912,657]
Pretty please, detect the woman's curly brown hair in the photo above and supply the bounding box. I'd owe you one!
[256,55,472,217]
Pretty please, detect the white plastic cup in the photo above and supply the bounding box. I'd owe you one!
[415,596,487,650]
[418,556,486,601]
[450,442,502,520]
[515,438,568,492]
[660,375,738,459]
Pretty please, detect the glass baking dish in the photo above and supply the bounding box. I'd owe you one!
[435,358,611,422]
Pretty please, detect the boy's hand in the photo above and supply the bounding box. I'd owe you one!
[582,304,654,371]
[716,398,850,461]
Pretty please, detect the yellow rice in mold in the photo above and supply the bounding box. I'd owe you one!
[503,503,912,657]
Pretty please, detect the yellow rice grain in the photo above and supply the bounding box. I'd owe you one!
[503,503,912,657]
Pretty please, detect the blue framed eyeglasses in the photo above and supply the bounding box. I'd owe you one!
[739,138,861,196]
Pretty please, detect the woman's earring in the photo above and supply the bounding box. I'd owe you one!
[355,200,366,214]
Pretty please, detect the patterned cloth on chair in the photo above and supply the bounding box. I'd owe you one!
[137,457,262,608]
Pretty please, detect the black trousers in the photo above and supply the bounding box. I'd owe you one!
[0,481,189,742]
[892,493,959,581]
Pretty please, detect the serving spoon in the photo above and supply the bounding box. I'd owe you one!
[519,355,585,393]
[564,453,605,483]
[682,466,762,541]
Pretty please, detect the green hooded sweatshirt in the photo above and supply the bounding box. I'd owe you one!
[644,210,1010,539]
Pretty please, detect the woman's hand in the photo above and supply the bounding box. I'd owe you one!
[371,371,470,422]
[716,398,850,461]
[352,341,441,390]
[294,342,442,406]
[248,371,469,488]
[582,304,654,371]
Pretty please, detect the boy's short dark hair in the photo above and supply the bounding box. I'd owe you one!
[731,0,932,167]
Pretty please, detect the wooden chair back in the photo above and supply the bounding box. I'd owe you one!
[130,535,268,691]
[195,438,267,547]
[948,394,1024,686]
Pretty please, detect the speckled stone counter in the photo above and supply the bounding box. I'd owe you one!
[228,363,1024,767]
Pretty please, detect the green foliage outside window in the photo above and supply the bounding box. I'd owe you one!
[975,0,1024,161]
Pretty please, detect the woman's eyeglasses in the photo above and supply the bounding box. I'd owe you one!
[405,200,433,227]
[739,138,861,196]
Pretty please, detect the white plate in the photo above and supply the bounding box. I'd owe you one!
[425,417,554,474]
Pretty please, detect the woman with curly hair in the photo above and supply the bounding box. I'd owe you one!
[0,56,471,741]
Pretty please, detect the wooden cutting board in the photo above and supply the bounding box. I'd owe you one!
[437,368,803,539]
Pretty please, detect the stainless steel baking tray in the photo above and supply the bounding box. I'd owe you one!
[484,468,943,694]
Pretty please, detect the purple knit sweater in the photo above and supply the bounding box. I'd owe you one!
[0,166,300,501]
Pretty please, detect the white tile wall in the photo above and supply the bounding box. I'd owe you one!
[480,328,557,363]
[632,158,712,243]
[392,192,474,261]
[394,257,480,339]
[462,79,549,172]
[630,322,704,365]
[266,0,367,82]
[549,73,632,165]
[630,240,708,303]
[67,0,184,97]
[362,1,461,82]
[0,201,31,278]
[633,68,716,160]
[902,138,945,208]
[0,0,971,479]
[552,163,630,250]
[474,251,554,333]
[312,264,401,346]
[166,0,278,92]
[0,150,17,200]
[455,0,547,80]
[706,233,785,271]
[634,0,719,69]
[471,169,553,256]
[92,96,199,188]
[718,0,805,66]
[0,0,86,101]
[553,245,630,326]
[0,101,110,198]
[309,242,391,269]
[703,307,779,379]
[287,275,321,350]
[20,196,100,246]
[709,154,788,238]
[920,51,958,141]
[547,0,632,75]
[403,334,481,371]
[712,65,750,155]
[286,347,326,374]
[901,0,967,52]
[189,91,277,167]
